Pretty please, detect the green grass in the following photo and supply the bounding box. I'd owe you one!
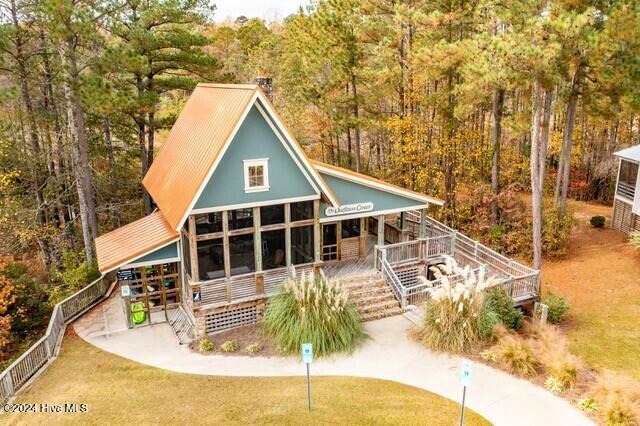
[543,201,640,380]
[5,334,489,425]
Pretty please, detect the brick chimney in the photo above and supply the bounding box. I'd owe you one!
[254,71,273,102]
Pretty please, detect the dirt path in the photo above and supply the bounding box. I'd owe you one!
[543,200,640,380]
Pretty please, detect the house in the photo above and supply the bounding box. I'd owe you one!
[95,83,539,341]
[612,145,640,233]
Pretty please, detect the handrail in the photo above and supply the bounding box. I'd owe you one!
[0,274,113,405]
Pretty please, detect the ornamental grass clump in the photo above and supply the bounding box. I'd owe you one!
[419,257,500,353]
[264,270,365,357]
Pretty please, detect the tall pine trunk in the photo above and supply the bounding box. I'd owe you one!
[103,115,120,226]
[554,62,585,214]
[67,41,99,240]
[491,88,505,223]
[530,80,553,270]
[59,45,94,263]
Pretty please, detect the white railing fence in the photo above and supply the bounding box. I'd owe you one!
[377,214,541,309]
[0,274,113,404]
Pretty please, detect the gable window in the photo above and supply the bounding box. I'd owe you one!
[243,159,269,193]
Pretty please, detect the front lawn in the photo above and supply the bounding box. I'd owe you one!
[543,200,640,380]
[6,333,489,425]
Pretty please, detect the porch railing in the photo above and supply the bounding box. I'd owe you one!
[376,215,540,309]
[190,263,316,310]
[404,266,486,307]
[0,274,113,404]
[378,248,406,308]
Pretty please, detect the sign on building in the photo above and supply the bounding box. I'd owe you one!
[117,269,134,281]
[325,202,374,217]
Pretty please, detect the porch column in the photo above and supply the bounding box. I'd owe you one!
[336,220,342,260]
[222,210,231,303]
[359,217,366,256]
[187,215,199,280]
[285,203,291,267]
[377,214,385,247]
[400,212,408,241]
[253,207,262,271]
[313,199,321,263]
[419,208,427,239]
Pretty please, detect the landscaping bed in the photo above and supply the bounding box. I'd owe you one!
[190,323,276,357]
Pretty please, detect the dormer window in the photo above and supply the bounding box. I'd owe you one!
[243,159,269,193]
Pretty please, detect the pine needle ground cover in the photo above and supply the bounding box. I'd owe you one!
[5,333,490,425]
[543,201,640,380]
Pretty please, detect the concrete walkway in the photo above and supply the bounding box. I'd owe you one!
[74,295,592,426]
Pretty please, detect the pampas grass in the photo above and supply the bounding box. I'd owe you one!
[419,256,502,352]
[264,269,366,357]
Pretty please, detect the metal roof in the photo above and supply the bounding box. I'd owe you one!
[614,144,640,163]
[143,84,258,231]
[311,160,443,206]
[95,211,179,273]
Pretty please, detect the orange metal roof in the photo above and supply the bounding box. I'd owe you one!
[311,160,443,206]
[95,211,179,273]
[143,84,258,230]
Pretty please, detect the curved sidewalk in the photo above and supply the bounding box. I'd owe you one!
[74,296,592,426]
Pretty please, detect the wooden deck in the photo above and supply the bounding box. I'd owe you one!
[321,235,378,279]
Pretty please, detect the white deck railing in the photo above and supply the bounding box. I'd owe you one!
[377,215,540,308]
[0,274,113,404]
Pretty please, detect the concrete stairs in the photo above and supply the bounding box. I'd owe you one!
[343,272,403,322]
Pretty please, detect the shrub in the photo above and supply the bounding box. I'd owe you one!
[528,323,581,390]
[590,215,606,228]
[541,293,570,324]
[264,271,365,357]
[220,340,238,352]
[245,343,262,354]
[482,286,524,330]
[490,334,538,376]
[629,231,640,250]
[198,338,214,352]
[577,397,598,414]
[542,208,574,258]
[587,371,640,426]
[545,376,566,394]
[477,307,500,339]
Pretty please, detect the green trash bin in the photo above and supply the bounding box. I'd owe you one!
[131,302,146,325]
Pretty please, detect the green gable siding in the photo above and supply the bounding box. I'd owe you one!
[319,173,425,219]
[255,99,328,194]
[194,105,317,209]
[128,242,179,266]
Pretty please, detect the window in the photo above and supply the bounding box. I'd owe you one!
[292,225,314,265]
[197,239,224,281]
[243,159,269,192]
[342,218,361,239]
[619,160,638,186]
[229,208,253,230]
[229,234,256,275]
[291,200,314,221]
[260,204,284,226]
[262,229,286,270]
[195,212,223,234]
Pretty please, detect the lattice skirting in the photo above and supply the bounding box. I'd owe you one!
[204,304,259,334]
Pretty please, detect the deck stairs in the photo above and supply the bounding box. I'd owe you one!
[169,307,194,345]
[343,271,403,321]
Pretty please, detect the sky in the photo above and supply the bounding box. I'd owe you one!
[213,0,308,22]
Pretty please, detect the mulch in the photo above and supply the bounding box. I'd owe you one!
[189,323,278,357]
